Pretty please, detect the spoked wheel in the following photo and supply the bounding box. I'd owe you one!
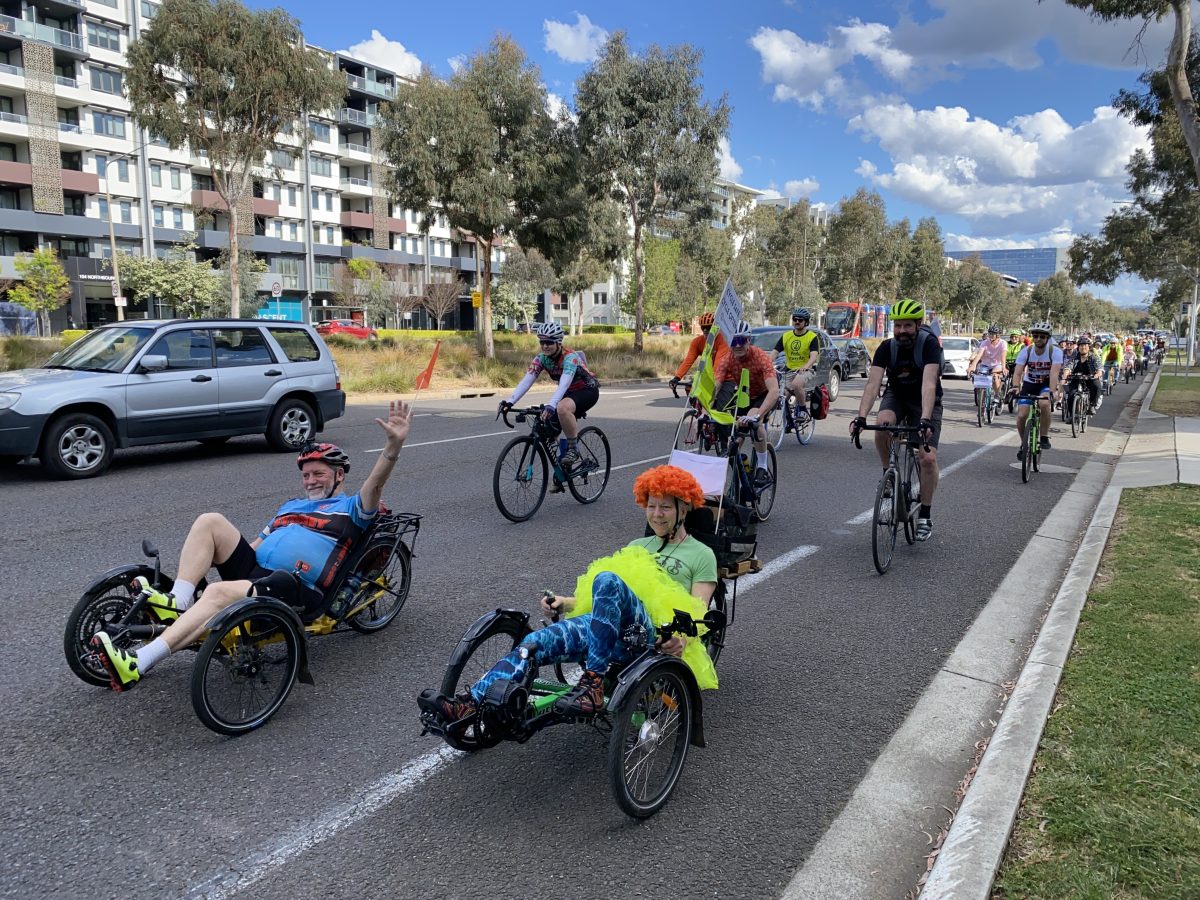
[986,392,996,425]
[493,436,548,522]
[440,614,532,752]
[64,579,155,687]
[872,468,899,574]
[567,426,611,505]
[903,450,922,546]
[191,606,302,736]
[346,542,413,634]
[702,581,728,665]
[608,667,693,819]
[1070,397,1079,438]
[794,407,815,445]
[1021,426,1034,484]
[751,444,777,521]
[764,402,785,449]
[975,389,985,428]
[673,410,705,454]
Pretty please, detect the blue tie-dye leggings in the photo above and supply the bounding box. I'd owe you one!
[469,572,657,702]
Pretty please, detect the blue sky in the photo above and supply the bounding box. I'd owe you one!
[256,0,1187,307]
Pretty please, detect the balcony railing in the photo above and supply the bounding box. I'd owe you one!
[0,111,28,125]
[0,15,84,52]
[345,73,394,99]
[313,276,333,292]
[58,121,82,133]
[341,176,371,188]
[0,63,23,77]
[55,75,77,88]
[337,108,376,127]
[340,141,370,155]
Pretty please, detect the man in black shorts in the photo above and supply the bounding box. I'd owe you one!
[850,298,943,542]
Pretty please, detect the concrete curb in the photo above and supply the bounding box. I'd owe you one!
[780,375,1154,900]
[920,371,1159,898]
[345,377,667,405]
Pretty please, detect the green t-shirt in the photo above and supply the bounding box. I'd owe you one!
[625,534,718,592]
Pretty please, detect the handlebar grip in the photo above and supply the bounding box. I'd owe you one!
[852,430,862,450]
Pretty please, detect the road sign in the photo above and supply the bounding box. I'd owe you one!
[471,289,482,308]
[113,296,127,307]
[271,281,282,298]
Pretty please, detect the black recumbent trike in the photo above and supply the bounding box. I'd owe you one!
[418,499,760,818]
[64,509,421,735]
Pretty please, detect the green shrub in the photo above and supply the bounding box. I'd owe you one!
[376,329,474,340]
[583,324,630,334]
[60,329,88,344]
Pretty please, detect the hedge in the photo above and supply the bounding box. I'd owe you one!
[583,324,631,334]
[60,329,88,344]
[375,329,475,340]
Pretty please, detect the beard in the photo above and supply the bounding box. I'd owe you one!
[895,331,915,347]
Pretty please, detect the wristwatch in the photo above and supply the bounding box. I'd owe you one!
[382,450,400,462]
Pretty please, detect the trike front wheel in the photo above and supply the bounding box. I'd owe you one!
[440,614,532,752]
[608,667,693,819]
[64,579,154,687]
[190,605,302,736]
[346,541,412,633]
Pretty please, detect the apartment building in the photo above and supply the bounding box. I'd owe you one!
[0,0,499,331]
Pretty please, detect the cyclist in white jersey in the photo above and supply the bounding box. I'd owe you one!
[1011,322,1063,460]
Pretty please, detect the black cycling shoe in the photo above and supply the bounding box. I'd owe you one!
[1017,447,1025,461]
[1040,436,1051,450]
[417,688,477,732]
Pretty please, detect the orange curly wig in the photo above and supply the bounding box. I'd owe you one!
[633,465,705,509]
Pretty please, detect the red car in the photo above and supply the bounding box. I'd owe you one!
[315,319,378,340]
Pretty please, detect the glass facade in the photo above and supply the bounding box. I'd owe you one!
[945,248,1069,286]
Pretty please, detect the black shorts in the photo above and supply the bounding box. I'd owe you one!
[878,391,942,448]
[1018,382,1052,400]
[735,393,769,417]
[559,384,599,417]
[217,537,324,614]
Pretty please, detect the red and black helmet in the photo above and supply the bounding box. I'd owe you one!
[296,441,350,473]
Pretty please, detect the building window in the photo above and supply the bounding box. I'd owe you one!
[326,226,334,244]
[311,189,319,210]
[97,197,108,220]
[150,164,161,187]
[62,193,84,215]
[90,67,123,95]
[95,154,106,176]
[270,149,294,171]
[312,225,322,244]
[86,22,121,51]
[119,200,132,224]
[325,192,333,212]
[153,205,163,227]
[93,112,126,139]
[288,185,296,206]
[114,158,128,182]
[140,0,159,18]
[311,156,331,177]
[0,143,14,162]
[170,167,180,190]
[289,222,298,241]
[309,120,330,143]
[172,207,183,229]
[94,0,119,7]
[593,292,608,306]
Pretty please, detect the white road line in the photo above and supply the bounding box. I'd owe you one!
[610,454,670,472]
[844,430,1014,526]
[365,430,510,452]
[606,388,659,397]
[737,544,820,590]
[188,746,459,900]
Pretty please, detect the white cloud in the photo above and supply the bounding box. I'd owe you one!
[544,13,608,64]
[784,178,819,198]
[447,54,466,74]
[341,30,421,79]
[718,137,743,181]
[546,91,570,121]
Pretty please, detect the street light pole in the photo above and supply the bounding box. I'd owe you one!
[104,174,124,322]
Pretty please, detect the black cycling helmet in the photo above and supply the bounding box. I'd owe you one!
[987,325,1001,335]
[296,441,351,473]
[792,307,812,321]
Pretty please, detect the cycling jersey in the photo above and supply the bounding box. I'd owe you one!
[872,337,945,401]
[773,329,820,371]
[1102,343,1123,365]
[256,492,375,593]
[976,338,1007,369]
[1005,342,1023,364]
[1015,343,1064,386]
[715,345,775,399]
[508,346,600,410]
[675,331,729,380]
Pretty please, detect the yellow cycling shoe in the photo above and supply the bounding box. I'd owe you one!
[91,632,140,692]
[132,575,180,623]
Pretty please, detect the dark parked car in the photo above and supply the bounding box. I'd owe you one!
[749,326,846,402]
[830,337,870,378]
[0,319,345,479]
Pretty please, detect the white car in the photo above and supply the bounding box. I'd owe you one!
[939,336,979,378]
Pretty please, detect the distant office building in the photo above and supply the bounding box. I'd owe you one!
[944,248,1069,285]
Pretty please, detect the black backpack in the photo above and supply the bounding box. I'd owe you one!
[889,324,939,372]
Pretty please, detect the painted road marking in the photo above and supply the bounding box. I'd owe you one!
[610,455,670,472]
[366,430,510,452]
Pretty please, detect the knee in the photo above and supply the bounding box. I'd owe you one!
[204,580,251,608]
[592,571,625,596]
[919,451,937,471]
[195,511,231,532]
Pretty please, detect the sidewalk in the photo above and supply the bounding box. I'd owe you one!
[920,367,1199,899]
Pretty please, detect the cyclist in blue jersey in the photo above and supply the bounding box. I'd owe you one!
[499,321,600,474]
[92,401,414,692]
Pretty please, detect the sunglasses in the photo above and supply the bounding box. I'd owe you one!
[731,337,751,348]
[538,340,558,347]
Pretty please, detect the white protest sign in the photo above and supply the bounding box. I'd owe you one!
[714,278,744,344]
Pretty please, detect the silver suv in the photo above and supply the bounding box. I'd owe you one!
[0,319,345,479]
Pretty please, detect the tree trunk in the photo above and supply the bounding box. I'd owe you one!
[633,220,644,352]
[228,202,241,319]
[480,238,495,358]
[1168,1,1200,190]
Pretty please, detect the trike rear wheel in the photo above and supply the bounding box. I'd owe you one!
[191,606,302,736]
[608,667,693,819]
[441,615,532,752]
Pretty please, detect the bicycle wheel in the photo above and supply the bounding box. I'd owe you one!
[64,579,155,687]
[191,606,302,736]
[795,409,815,445]
[872,468,899,574]
[673,410,705,453]
[346,541,412,634]
[607,667,693,819]
[492,436,548,523]
[764,401,785,450]
[1069,396,1079,438]
[903,449,922,546]
[703,581,727,665]
[440,614,531,752]
[986,389,995,425]
[975,389,984,428]
[751,444,777,521]
[567,426,611,504]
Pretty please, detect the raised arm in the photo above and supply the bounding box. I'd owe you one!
[360,400,413,514]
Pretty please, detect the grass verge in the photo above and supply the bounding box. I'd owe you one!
[1151,374,1200,417]
[993,484,1200,899]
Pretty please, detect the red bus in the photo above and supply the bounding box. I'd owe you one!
[823,301,889,339]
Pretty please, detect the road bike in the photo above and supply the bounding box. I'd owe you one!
[852,423,928,574]
[670,379,727,456]
[1017,391,1048,483]
[1065,374,1092,438]
[971,367,1002,427]
[1000,370,1015,414]
[763,363,816,448]
[1123,358,1135,383]
[64,511,420,735]
[493,405,611,522]
[1102,364,1118,396]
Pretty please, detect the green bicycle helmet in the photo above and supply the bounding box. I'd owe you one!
[890,298,925,321]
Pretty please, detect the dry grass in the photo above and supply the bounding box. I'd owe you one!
[0,336,63,371]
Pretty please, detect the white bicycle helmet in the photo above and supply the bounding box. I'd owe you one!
[535,321,564,342]
[732,320,753,337]
[1030,322,1052,335]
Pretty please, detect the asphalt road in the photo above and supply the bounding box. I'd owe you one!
[0,371,1142,899]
